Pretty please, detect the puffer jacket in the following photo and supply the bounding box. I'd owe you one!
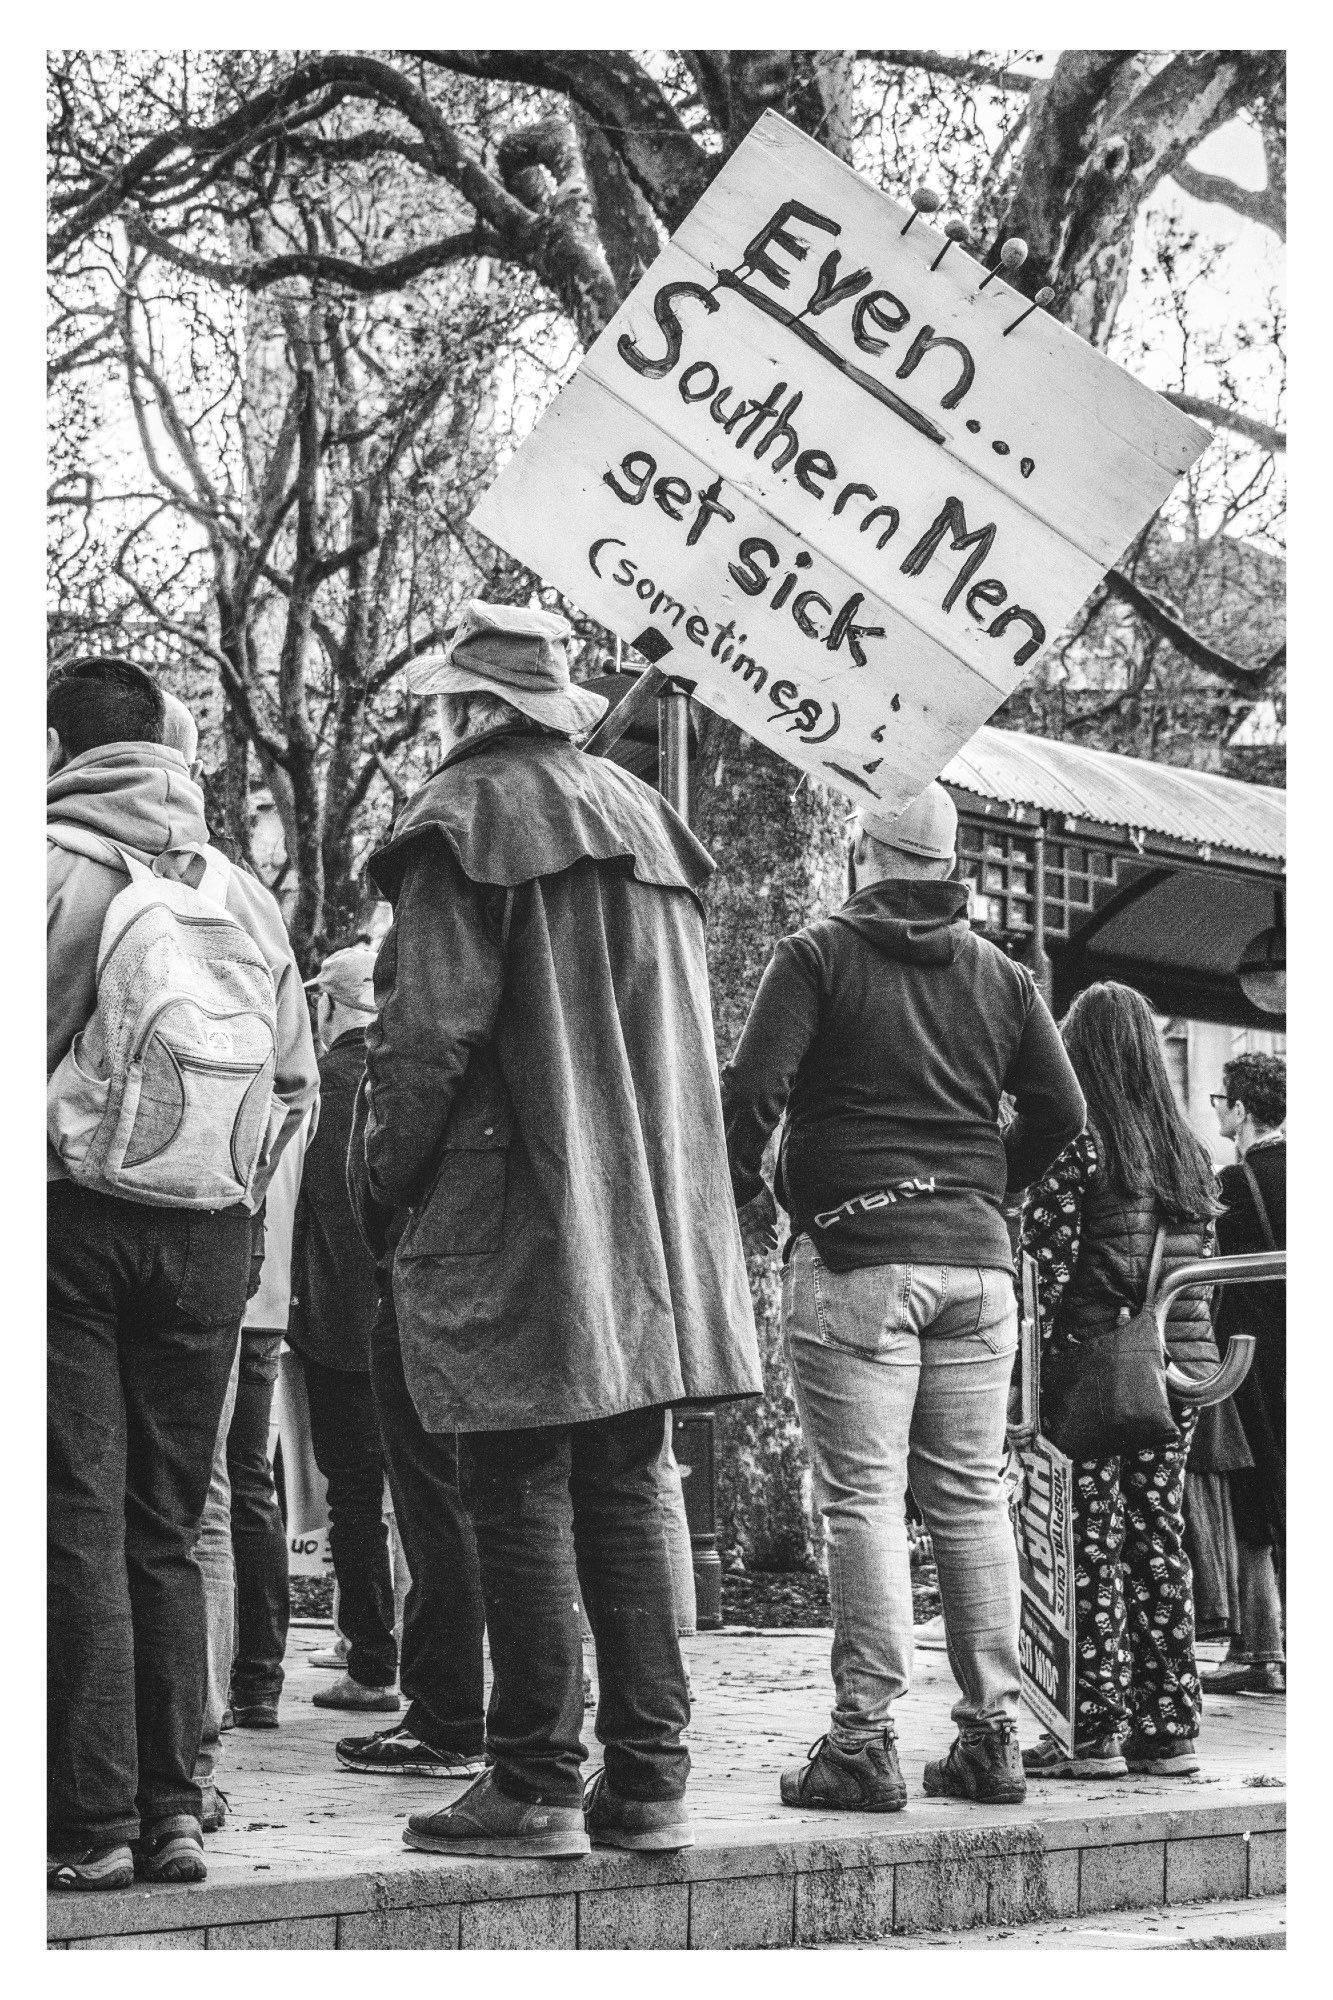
[1054,1167,1219,1376]
[47,742,319,1206]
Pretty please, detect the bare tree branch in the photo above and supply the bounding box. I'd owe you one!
[1162,392,1285,454]
[127,212,491,294]
[1170,159,1284,239]
[867,49,1040,94]
[1102,567,1276,687]
[413,48,713,228]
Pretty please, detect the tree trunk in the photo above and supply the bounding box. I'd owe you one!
[690,719,847,1569]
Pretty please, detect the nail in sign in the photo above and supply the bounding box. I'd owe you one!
[470,112,1209,813]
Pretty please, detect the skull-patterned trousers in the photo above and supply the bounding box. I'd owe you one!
[1071,1407,1200,1744]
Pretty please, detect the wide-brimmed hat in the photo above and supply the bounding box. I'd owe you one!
[303,944,378,1016]
[406,600,608,738]
[860,782,958,861]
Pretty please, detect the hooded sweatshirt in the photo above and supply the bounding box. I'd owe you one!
[721,877,1086,1272]
[47,741,319,1205]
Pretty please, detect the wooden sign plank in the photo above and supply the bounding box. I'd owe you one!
[471,111,1209,813]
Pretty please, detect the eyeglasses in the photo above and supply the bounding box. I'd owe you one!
[1209,1093,1234,1110]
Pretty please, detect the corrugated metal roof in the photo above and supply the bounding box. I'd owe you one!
[942,726,1285,865]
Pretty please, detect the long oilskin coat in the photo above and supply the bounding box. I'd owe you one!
[350,724,761,1435]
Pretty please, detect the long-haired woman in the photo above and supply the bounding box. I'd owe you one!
[1020,981,1221,1779]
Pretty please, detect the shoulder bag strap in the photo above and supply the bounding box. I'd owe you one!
[1240,1159,1277,1252]
[1143,1222,1168,1310]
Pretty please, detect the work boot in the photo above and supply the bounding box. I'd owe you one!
[230,1698,280,1730]
[133,1814,207,1884]
[403,1769,590,1859]
[583,1768,694,1851]
[47,1843,135,1892]
[1122,1732,1200,1776]
[1201,1658,1285,1696]
[923,1723,1027,1804]
[336,1724,485,1779]
[311,1672,401,1713]
[780,1732,907,1812]
[1022,1731,1127,1780]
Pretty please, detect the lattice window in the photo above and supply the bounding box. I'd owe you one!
[959,826,1120,939]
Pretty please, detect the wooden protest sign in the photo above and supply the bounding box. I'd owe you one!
[471,112,1209,813]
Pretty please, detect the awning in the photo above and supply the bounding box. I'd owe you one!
[943,725,1284,867]
[941,726,1285,1027]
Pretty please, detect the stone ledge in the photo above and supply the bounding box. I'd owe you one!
[50,1791,1285,1949]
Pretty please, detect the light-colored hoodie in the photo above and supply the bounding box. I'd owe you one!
[47,741,319,1206]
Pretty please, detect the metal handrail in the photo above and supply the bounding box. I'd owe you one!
[1159,1250,1285,1406]
[1008,1248,1285,1441]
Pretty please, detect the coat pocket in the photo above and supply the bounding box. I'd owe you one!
[398,1064,514,1261]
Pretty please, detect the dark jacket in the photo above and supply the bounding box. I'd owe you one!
[1215,1137,1285,1539]
[721,878,1086,1271]
[347,725,761,1433]
[1052,1154,1220,1375]
[289,1029,378,1373]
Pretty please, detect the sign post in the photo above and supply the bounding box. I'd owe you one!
[471,110,1209,814]
[1012,1254,1077,1754]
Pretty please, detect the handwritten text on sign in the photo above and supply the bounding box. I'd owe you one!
[1016,1435,1077,1753]
[472,113,1209,811]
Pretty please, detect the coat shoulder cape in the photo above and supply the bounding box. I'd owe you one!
[368,733,714,906]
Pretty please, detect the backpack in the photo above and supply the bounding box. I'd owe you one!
[47,826,280,1209]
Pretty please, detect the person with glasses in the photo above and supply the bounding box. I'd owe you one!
[1202,1054,1286,1696]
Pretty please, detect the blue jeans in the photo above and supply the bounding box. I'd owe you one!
[783,1238,1021,1747]
[47,1184,249,1848]
[193,1340,242,1792]
[460,1404,690,1806]
[227,1329,288,1707]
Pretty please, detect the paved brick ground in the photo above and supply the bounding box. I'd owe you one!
[113,1626,1287,1882]
[49,1626,1285,1947]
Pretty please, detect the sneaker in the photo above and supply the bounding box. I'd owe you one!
[1123,1732,1200,1775]
[312,1672,402,1713]
[780,1732,908,1812]
[584,1768,694,1851]
[1201,1659,1286,1697]
[200,1784,229,1834]
[219,1706,234,1732]
[133,1814,207,1884]
[923,1723,1027,1804]
[309,1640,350,1671]
[404,1768,590,1859]
[335,1724,486,1779]
[1022,1732,1127,1780]
[230,1699,280,1730]
[47,1843,135,1892]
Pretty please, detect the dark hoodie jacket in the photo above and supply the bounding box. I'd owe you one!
[721,878,1086,1272]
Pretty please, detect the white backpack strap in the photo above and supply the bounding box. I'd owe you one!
[48,823,151,885]
[156,843,232,910]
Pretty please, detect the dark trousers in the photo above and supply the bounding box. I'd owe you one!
[300,1352,397,1689]
[369,1297,486,1752]
[227,1329,289,1707]
[461,1404,691,1807]
[48,1183,250,1848]
[1073,1406,1201,1743]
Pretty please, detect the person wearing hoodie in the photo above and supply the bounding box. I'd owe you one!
[47,659,319,1892]
[722,783,1085,1813]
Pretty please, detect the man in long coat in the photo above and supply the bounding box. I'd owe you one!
[349,601,760,1859]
